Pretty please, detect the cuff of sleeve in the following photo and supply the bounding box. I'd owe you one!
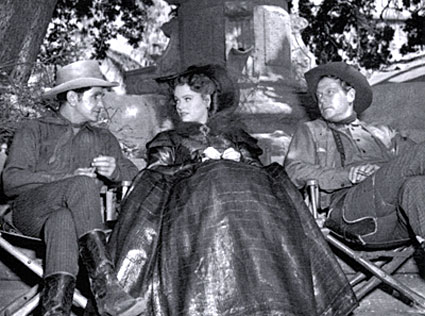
[339,170,352,188]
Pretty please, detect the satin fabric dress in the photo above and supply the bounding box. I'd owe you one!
[89,120,357,316]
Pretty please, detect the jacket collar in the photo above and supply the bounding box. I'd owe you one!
[38,112,93,130]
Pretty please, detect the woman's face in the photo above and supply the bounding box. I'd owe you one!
[174,83,210,124]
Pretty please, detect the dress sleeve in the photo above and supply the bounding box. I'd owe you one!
[284,122,352,192]
[145,132,176,169]
[232,128,263,166]
[145,131,200,176]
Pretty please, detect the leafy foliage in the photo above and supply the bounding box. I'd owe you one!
[297,0,424,70]
[38,0,157,66]
[401,3,425,54]
[298,0,395,70]
[0,63,55,146]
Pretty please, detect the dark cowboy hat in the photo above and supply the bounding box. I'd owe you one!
[304,62,373,114]
[42,60,119,98]
[156,64,239,114]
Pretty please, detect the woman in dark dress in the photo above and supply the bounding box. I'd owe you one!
[100,65,357,316]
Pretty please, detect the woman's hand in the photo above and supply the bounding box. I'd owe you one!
[202,147,241,162]
[202,147,221,161]
[349,164,380,184]
[222,148,241,162]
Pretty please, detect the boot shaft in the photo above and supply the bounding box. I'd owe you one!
[78,229,112,277]
[78,229,146,316]
[41,273,76,316]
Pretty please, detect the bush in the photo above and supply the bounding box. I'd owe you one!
[0,63,56,147]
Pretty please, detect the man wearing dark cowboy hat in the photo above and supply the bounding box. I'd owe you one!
[2,60,143,316]
[285,61,425,251]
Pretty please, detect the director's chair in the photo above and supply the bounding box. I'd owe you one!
[0,205,88,316]
[305,179,425,310]
[0,181,131,316]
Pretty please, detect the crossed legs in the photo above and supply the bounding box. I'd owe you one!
[12,176,103,276]
[334,141,425,246]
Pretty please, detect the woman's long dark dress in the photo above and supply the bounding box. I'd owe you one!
[106,121,358,316]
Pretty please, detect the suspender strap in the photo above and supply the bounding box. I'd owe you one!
[330,128,346,167]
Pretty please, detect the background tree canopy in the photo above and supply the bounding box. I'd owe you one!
[296,0,425,69]
[38,0,425,71]
[38,0,169,67]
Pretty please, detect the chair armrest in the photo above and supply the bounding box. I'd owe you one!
[305,179,326,228]
[306,179,319,218]
[101,181,133,223]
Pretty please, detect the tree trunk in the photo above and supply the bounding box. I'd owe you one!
[0,0,58,84]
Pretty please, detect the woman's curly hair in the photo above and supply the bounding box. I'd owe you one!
[171,73,220,116]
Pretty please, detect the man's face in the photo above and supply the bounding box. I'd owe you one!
[73,87,105,124]
[316,77,355,122]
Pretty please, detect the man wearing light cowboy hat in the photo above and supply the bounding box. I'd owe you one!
[2,60,143,316]
[285,61,425,254]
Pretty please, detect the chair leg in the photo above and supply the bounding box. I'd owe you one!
[0,233,43,276]
[0,284,39,316]
[0,233,88,310]
[326,234,425,309]
[9,293,40,316]
[355,250,414,300]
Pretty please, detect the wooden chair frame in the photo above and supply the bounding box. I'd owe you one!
[305,179,425,310]
[0,181,130,316]
[0,206,88,316]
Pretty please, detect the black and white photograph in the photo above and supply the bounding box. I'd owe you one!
[0,0,425,315]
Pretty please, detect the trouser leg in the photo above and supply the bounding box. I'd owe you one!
[44,209,79,276]
[398,176,425,238]
[366,141,425,207]
[12,176,103,275]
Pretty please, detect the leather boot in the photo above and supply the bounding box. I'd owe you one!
[79,230,145,316]
[41,273,76,316]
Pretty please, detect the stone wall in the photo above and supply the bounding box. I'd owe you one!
[103,93,171,169]
[362,81,425,143]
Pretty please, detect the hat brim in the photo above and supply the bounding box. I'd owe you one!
[304,62,373,114]
[155,65,216,83]
[42,78,119,98]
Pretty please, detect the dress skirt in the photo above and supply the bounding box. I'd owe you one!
[103,160,357,316]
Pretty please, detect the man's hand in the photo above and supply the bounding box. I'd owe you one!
[92,156,116,179]
[349,164,380,184]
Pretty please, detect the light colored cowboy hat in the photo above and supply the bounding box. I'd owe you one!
[304,61,373,114]
[42,60,119,98]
